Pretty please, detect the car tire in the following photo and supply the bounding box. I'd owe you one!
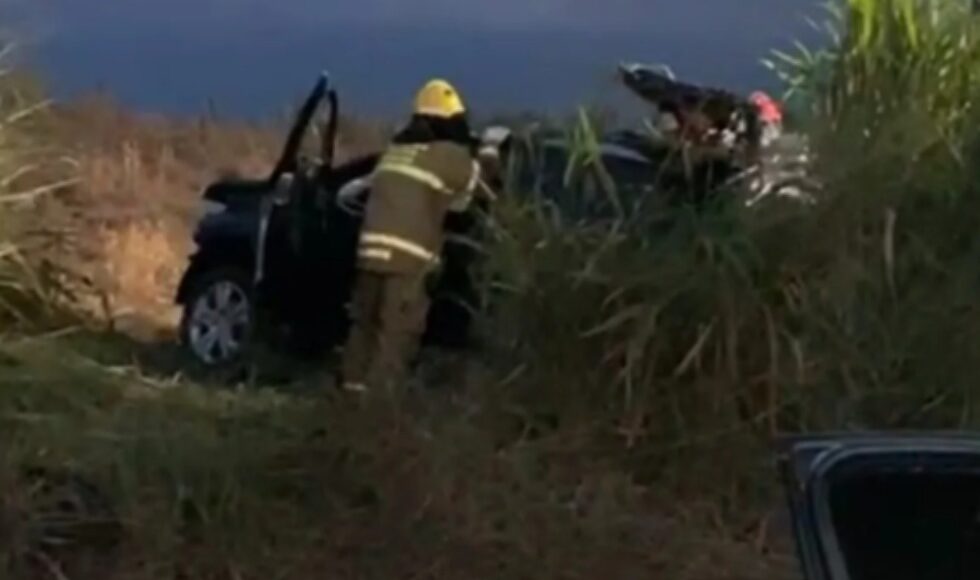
[178,266,255,377]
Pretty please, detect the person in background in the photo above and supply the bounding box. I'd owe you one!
[749,91,783,147]
[339,79,482,393]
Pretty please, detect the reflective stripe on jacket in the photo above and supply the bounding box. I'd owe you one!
[357,140,479,273]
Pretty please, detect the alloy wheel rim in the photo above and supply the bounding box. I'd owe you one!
[188,280,251,364]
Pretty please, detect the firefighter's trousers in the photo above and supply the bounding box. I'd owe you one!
[341,269,430,391]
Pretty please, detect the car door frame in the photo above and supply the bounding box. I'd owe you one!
[778,432,980,580]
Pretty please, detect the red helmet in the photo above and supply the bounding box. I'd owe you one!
[750,91,782,124]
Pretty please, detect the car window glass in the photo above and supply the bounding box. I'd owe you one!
[539,145,568,196]
[600,155,658,203]
[512,140,666,222]
[825,456,980,580]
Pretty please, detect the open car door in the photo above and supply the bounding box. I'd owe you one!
[779,433,980,580]
[268,71,333,185]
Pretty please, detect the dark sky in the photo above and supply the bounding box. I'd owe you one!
[9,0,824,120]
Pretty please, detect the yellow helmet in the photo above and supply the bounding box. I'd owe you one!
[413,79,466,118]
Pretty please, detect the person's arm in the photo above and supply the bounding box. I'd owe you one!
[476,126,511,195]
[447,158,482,213]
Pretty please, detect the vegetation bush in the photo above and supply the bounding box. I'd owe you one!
[0,51,79,333]
[478,0,980,495]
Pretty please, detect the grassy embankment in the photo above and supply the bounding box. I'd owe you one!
[4,1,980,578]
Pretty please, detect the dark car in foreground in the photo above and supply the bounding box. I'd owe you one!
[780,433,980,580]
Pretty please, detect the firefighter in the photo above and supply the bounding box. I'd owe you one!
[340,79,482,393]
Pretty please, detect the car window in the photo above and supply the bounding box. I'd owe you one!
[537,145,645,221]
[823,453,980,580]
[509,143,575,211]
[507,140,665,221]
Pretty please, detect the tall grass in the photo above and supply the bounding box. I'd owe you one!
[770,0,980,155]
[0,51,79,333]
[478,0,980,496]
[1,334,799,580]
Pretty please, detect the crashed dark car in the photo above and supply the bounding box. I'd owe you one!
[174,66,818,369]
[174,73,494,368]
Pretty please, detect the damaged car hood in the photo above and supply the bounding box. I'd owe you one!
[618,62,748,125]
[618,61,820,206]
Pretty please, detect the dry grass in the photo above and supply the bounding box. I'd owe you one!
[1,109,814,578]
[0,67,80,333]
[26,93,387,333]
[0,336,799,580]
[0,85,804,576]
[91,221,188,333]
[33,96,278,329]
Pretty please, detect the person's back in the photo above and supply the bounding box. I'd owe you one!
[358,137,477,273]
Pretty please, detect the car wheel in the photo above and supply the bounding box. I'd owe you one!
[179,267,254,369]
